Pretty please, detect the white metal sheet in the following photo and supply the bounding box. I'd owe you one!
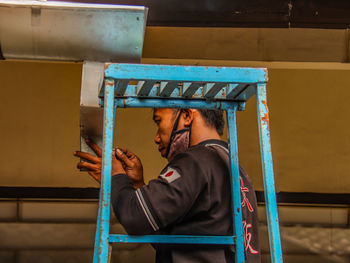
[0,0,148,62]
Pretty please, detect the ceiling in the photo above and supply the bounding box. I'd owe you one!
[54,0,350,29]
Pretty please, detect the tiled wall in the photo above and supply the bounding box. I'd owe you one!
[1,200,349,263]
[0,200,155,263]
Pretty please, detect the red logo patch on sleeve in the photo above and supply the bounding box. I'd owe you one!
[160,168,181,183]
[165,171,174,177]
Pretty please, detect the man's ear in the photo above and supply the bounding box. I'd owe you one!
[182,109,194,127]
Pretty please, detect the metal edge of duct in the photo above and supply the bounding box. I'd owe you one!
[0,0,148,156]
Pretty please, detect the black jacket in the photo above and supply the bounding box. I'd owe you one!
[111,139,260,263]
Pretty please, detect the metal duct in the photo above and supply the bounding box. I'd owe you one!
[0,1,148,164]
[0,0,147,62]
[80,61,105,160]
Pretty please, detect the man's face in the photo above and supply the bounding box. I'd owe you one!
[153,108,177,158]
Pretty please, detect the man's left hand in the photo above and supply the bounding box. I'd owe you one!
[74,139,126,183]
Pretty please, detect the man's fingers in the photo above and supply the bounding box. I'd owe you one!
[117,147,127,154]
[85,139,102,157]
[115,148,134,167]
[77,161,100,171]
[116,147,134,158]
[74,151,100,163]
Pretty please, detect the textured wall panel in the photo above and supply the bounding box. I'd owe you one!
[0,251,15,263]
[20,202,98,221]
[0,202,17,220]
[0,223,128,249]
[258,206,348,226]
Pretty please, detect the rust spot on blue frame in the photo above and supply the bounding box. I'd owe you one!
[105,79,114,86]
[104,63,112,70]
[261,100,270,126]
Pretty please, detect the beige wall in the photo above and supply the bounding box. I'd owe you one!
[239,67,350,193]
[1,59,350,193]
[142,27,348,63]
[0,60,166,187]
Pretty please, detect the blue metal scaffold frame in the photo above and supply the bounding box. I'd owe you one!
[93,63,283,263]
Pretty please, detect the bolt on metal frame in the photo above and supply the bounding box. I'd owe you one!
[93,63,283,263]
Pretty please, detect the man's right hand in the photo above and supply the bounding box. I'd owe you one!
[115,147,145,189]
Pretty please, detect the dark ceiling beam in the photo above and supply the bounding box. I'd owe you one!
[53,0,350,29]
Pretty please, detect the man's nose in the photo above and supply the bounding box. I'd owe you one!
[154,133,161,144]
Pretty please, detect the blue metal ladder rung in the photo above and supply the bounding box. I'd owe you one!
[111,98,245,111]
[109,234,235,245]
[99,63,267,102]
[159,81,178,96]
[104,63,267,83]
[100,81,257,102]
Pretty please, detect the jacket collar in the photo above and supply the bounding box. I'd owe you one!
[197,139,228,150]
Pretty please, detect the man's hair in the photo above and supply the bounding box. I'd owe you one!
[198,109,225,136]
[172,109,225,136]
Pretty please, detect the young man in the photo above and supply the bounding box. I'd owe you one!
[75,108,260,263]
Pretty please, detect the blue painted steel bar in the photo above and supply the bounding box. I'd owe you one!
[112,83,256,101]
[226,84,247,99]
[226,108,245,263]
[93,93,118,261]
[109,234,235,245]
[183,82,203,97]
[113,97,246,111]
[137,80,156,96]
[256,83,283,263]
[236,85,256,101]
[160,81,178,97]
[204,83,228,98]
[93,79,116,263]
[115,80,129,96]
[105,63,267,83]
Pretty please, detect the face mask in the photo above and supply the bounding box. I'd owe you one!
[165,111,192,162]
